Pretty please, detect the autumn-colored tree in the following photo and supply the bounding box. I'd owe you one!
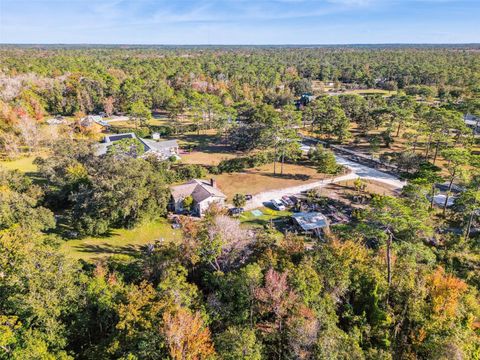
[162,308,215,360]
[254,269,298,359]
[428,267,467,319]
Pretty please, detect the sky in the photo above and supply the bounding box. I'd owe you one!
[0,0,479,45]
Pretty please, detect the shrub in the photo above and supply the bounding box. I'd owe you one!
[217,152,274,173]
[175,164,208,181]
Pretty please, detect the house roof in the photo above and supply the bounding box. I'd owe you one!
[292,212,328,231]
[96,133,178,157]
[141,138,179,152]
[430,194,456,208]
[81,115,109,128]
[170,179,226,204]
[104,133,136,143]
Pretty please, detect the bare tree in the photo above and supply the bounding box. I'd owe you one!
[16,116,40,153]
[103,96,115,117]
[206,215,255,271]
[0,131,21,158]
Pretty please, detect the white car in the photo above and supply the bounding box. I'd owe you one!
[271,199,286,211]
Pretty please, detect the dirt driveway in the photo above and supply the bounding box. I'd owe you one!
[244,155,406,210]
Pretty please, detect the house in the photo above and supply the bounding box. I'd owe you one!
[46,117,66,125]
[429,194,456,208]
[292,212,329,237]
[80,115,110,133]
[170,179,227,217]
[464,114,480,134]
[96,132,179,160]
[295,93,315,109]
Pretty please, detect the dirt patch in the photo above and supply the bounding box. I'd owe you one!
[212,162,332,199]
[316,179,397,207]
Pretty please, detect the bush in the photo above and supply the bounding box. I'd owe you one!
[232,193,247,208]
[217,152,274,173]
[308,146,341,175]
[175,164,208,181]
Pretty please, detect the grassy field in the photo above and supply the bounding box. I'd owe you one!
[60,219,182,261]
[179,132,239,165]
[239,207,292,231]
[108,118,170,130]
[0,155,38,173]
[340,89,397,96]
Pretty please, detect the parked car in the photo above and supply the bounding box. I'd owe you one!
[245,194,253,200]
[270,199,286,211]
[281,195,294,207]
[229,207,244,216]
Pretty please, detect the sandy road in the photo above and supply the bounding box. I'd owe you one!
[243,155,406,211]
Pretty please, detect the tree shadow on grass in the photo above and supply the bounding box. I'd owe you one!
[242,216,291,232]
[73,243,145,258]
[25,171,48,185]
[256,172,312,181]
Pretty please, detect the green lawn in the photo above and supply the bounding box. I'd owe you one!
[0,155,38,173]
[239,207,292,231]
[60,219,182,261]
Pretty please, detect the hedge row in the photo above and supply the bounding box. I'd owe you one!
[211,152,274,174]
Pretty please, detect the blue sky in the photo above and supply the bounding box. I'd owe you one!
[0,0,478,44]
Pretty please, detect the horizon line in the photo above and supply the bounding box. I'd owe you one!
[1,42,480,47]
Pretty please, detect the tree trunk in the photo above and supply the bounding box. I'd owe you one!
[273,142,277,175]
[387,232,392,286]
[465,211,474,240]
[280,151,285,175]
[396,122,401,137]
[425,134,433,160]
[413,134,419,152]
[432,140,440,164]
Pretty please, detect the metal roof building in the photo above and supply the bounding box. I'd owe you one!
[292,212,329,237]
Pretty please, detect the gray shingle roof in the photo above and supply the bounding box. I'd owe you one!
[96,133,178,157]
[171,179,226,204]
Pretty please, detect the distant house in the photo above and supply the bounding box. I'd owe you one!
[427,182,464,208]
[292,212,329,237]
[295,93,315,109]
[96,132,179,160]
[464,114,480,134]
[80,115,110,133]
[430,194,456,208]
[46,117,66,125]
[170,179,226,217]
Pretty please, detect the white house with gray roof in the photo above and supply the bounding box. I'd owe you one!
[96,133,179,160]
[170,179,226,217]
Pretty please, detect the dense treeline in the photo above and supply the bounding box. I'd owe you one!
[0,47,479,118]
[1,46,480,359]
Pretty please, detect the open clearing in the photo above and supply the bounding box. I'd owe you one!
[0,155,38,173]
[316,179,397,204]
[177,132,239,165]
[212,162,334,199]
[60,219,181,261]
[239,207,292,232]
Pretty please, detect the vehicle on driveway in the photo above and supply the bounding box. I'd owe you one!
[270,199,286,211]
[229,207,244,216]
[245,194,253,200]
[281,195,294,207]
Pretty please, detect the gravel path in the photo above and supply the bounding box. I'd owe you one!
[243,155,406,211]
